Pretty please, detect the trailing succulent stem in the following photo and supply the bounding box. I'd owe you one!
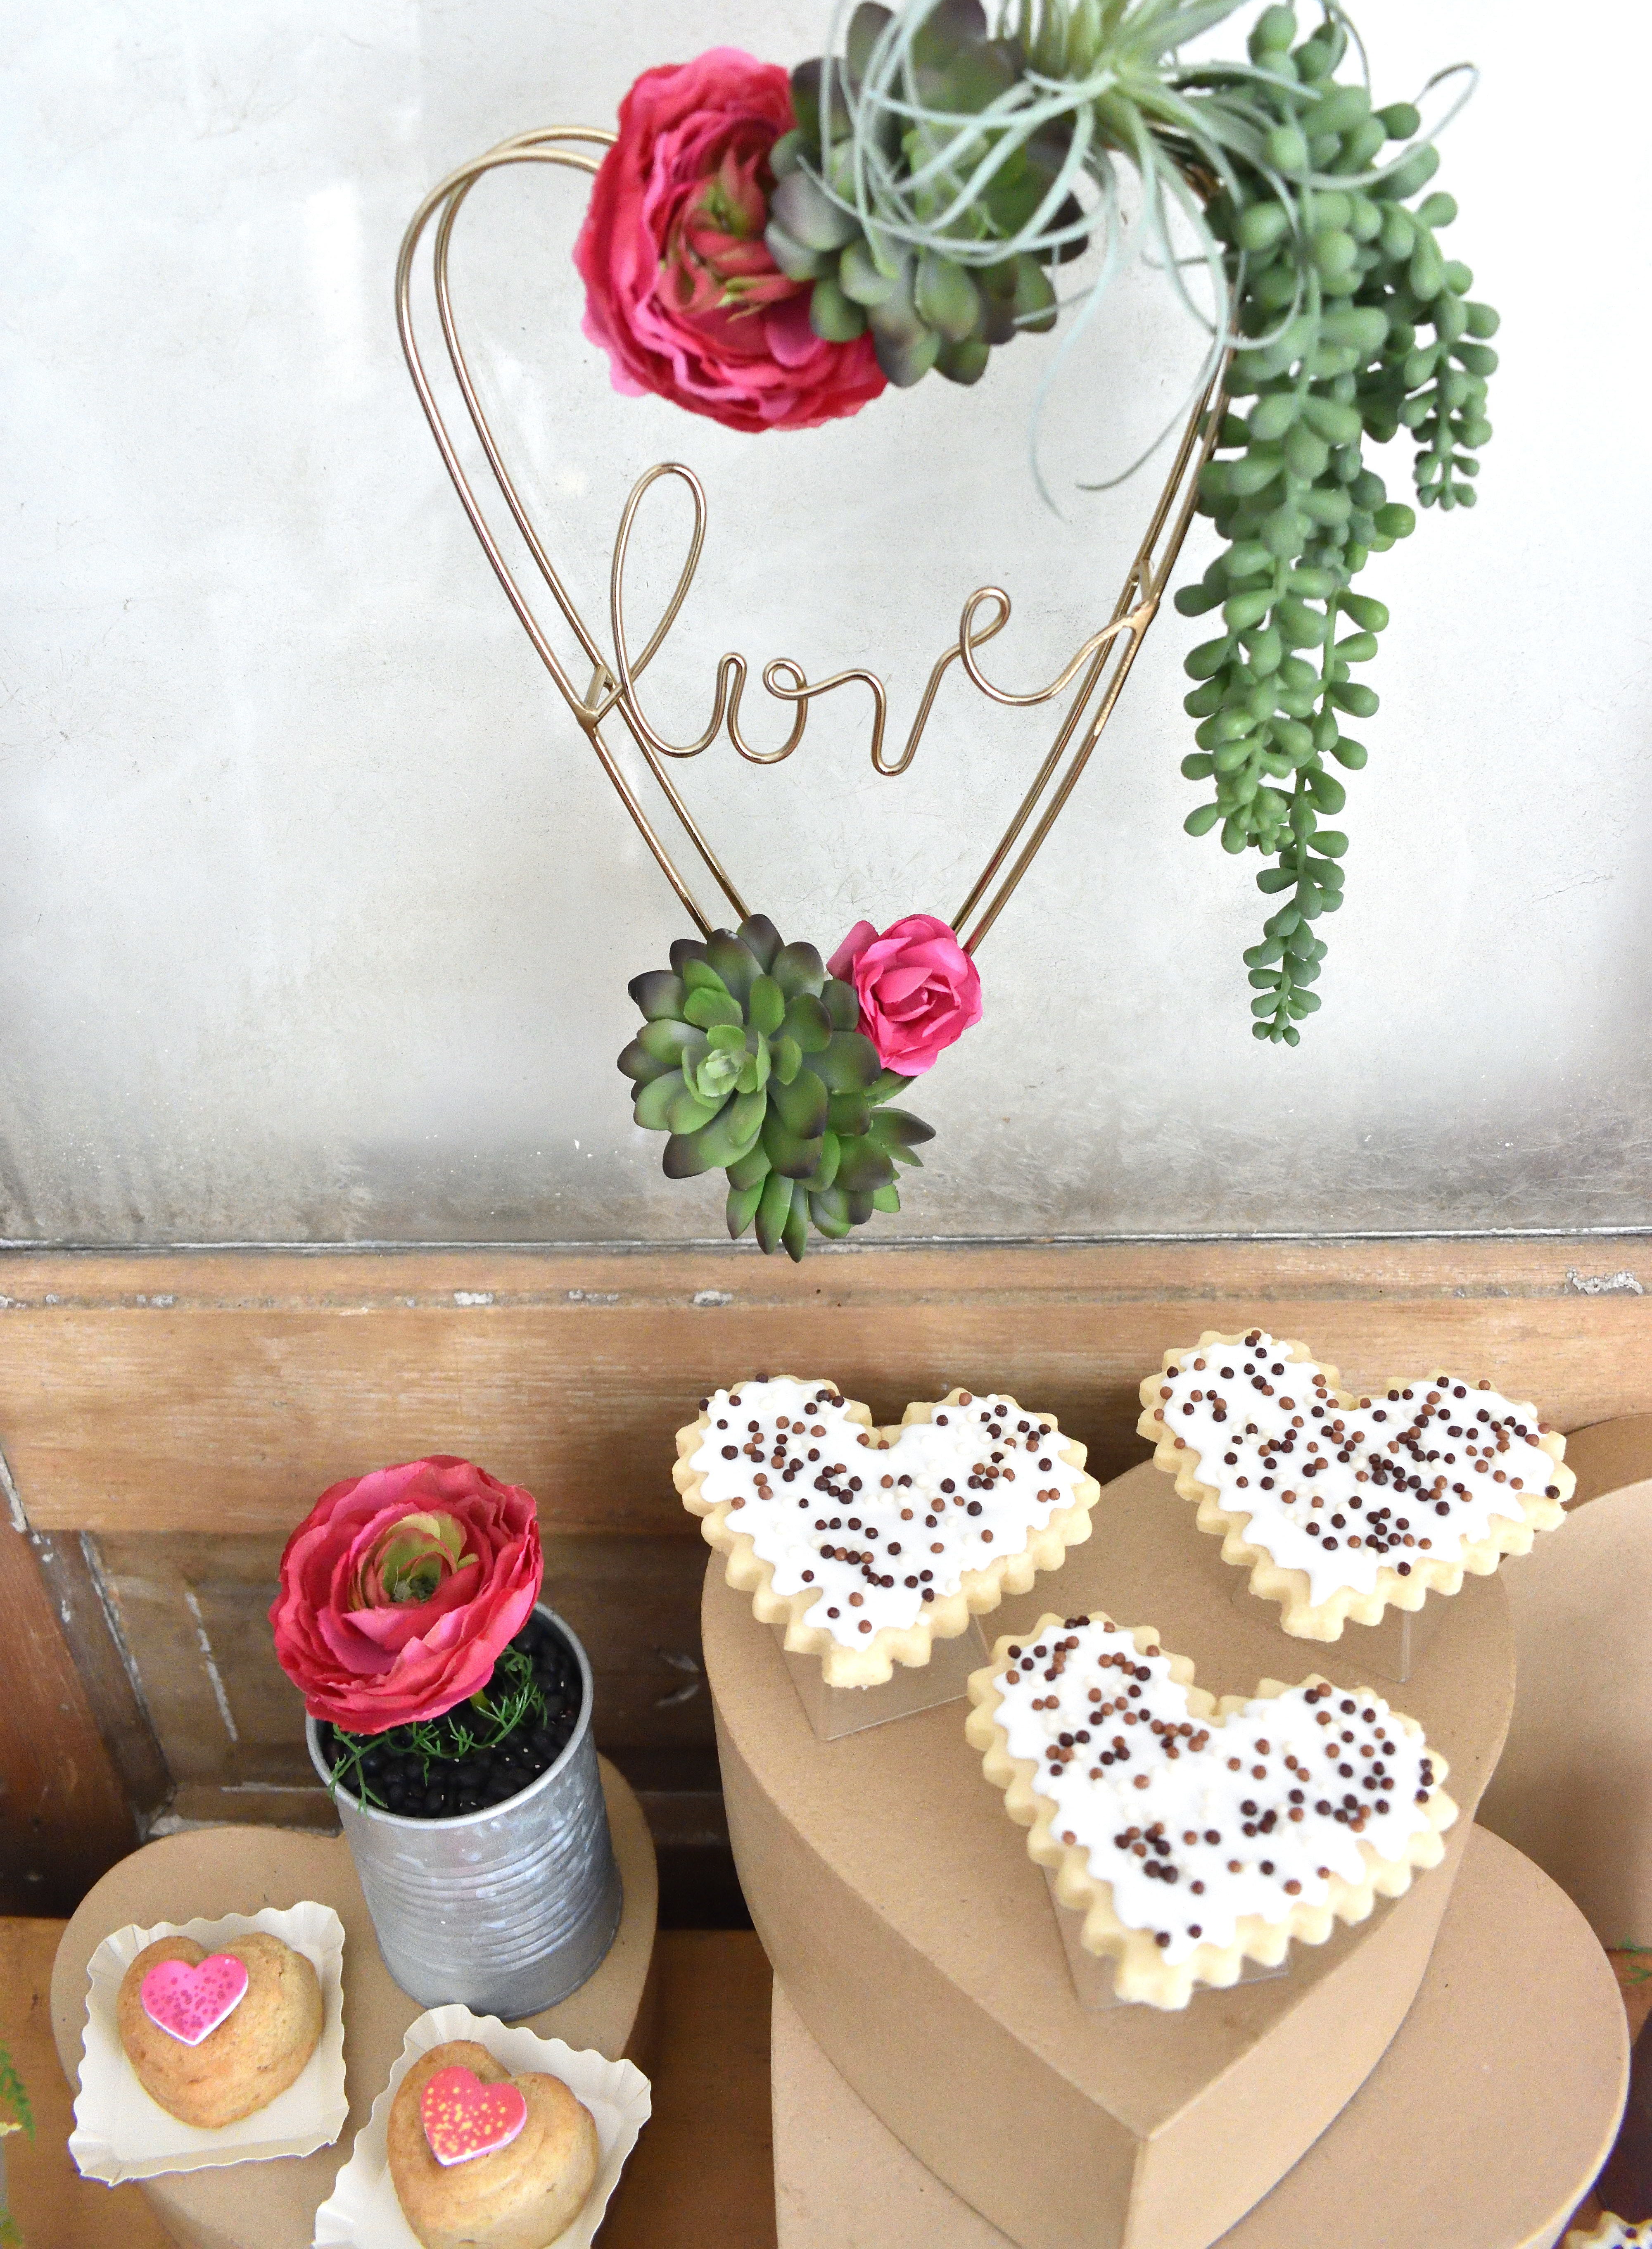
[1172,2,1497,1039]
[617,915,935,1259]
[773,0,1494,1036]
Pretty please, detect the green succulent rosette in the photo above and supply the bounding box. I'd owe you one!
[617,914,935,1260]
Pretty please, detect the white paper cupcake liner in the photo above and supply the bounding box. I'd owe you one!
[313,2002,651,2248]
[68,1898,349,2183]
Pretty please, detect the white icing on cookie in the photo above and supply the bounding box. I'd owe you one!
[1569,2223,1652,2249]
[990,1615,1441,1965]
[688,1378,1088,1650]
[1151,1332,1562,1607]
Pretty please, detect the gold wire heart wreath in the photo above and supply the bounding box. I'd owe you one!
[394,0,1492,1261]
[396,126,1220,1255]
[398,126,1218,949]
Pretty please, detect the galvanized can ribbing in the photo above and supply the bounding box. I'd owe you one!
[307,1605,621,2017]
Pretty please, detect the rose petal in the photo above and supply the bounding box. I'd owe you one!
[865,962,932,1006]
[572,50,885,435]
[827,921,877,980]
[271,1459,544,1732]
[760,294,820,369]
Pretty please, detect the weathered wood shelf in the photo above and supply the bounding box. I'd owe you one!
[2,1237,1647,1915]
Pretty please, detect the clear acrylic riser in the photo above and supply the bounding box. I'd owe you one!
[1229,1573,1447,1685]
[777,1617,987,1742]
[1042,1866,1289,2011]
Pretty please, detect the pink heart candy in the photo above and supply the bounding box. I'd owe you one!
[140,1951,251,2046]
[420,2064,529,2166]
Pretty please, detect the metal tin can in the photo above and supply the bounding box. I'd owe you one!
[306,1605,621,2017]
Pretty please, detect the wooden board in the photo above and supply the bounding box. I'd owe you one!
[1,1240,1645,1540]
[600,1929,777,2249]
[0,1521,139,1917]
[2,1240,1647,1914]
[88,1530,713,1808]
[0,1913,176,2249]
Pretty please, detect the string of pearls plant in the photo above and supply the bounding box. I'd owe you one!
[772,0,1497,1039]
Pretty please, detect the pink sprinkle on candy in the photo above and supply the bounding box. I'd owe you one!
[420,2065,529,2166]
[140,1953,250,2046]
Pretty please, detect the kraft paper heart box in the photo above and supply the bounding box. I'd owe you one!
[703,1429,1521,2249]
[314,2002,650,2249]
[69,1899,348,2183]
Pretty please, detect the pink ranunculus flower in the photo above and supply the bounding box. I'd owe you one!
[271,1458,543,1734]
[574,48,886,435]
[828,914,983,1077]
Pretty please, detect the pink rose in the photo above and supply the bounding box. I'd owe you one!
[828,914,983,1076]
[271,1458,543,1734]
[574,49,886,435]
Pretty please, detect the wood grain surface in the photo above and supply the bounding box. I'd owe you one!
[1,1240,1645,1540]
[0,1527,138,1918]
[0,1914,173,2249]
[599,1928,777,2249]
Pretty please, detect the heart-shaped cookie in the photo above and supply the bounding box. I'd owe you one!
[116,1930,323,2128]
[1138,1329,1574,1639]
[966,1608,1457,2008]
[388,2039,599,2249]
[420,2064,528,2166]
[139,1951,248,2045]
[676,1376,1100,1687]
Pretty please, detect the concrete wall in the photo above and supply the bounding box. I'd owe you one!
[5,0,1647,1244]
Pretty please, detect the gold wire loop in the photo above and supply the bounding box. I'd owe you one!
[396,122,1226,950]
[956,586,1141,710]
[608,463,730,757]
[611,463,711,688]
[743,660,890,769]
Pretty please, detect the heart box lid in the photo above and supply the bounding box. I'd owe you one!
[706,1457,1517,2249]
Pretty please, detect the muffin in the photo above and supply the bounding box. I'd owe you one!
[387,2038,600,2249]
[116,1931,323,2128]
